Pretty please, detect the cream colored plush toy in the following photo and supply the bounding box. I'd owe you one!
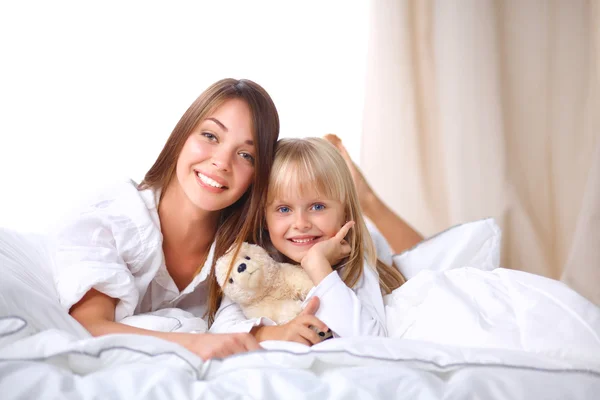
[215,242,315,324]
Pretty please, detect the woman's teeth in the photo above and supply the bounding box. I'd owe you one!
[197,172,224,188]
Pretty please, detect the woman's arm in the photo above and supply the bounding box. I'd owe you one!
[70,288,260,360]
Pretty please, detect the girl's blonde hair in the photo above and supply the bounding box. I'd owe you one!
[260,137,405,294]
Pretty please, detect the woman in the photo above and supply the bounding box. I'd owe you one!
[54,78,282,360]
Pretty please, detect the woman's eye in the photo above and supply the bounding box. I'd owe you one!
[239,152,255,164]
[201,132,217,141]
[277,206,290,213]
[311,203,326,211]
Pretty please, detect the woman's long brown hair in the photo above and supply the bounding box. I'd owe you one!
[139,78,279,325]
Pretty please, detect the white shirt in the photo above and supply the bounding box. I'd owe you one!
[53,179,388,337]
[211,258,388,338]
[54,180,223,325]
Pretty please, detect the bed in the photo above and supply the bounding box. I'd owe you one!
[1,220,599,399]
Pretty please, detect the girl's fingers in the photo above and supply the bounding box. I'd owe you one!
[335,221,355,241]
[300,326,323,345]
[299,315,328,332]
[340,242,352,255]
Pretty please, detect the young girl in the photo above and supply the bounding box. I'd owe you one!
[54,78,280,360]
[211,137,406,345]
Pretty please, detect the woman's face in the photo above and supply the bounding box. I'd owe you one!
[175,98,256,212]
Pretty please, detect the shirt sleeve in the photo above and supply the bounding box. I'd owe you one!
[209,295,277,334]
[54,201,140,321]
[302,261,387,338]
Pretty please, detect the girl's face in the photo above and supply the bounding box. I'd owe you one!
[174,98,256,213]
[266,187,345,263]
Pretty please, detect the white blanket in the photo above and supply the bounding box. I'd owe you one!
[2,225,600,399]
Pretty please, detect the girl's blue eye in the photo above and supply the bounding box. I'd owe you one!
[277,206,290,213]
[312,203,326,211]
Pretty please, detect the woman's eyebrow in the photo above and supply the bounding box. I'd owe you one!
[205,117,254,146]
[206,117,228,132]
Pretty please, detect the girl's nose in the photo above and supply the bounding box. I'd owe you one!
[293,213,312,230]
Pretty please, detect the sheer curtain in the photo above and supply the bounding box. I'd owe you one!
[361,0,599,303]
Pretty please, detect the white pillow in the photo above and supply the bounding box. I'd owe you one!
[389,218,501,279]
[0,229,89,348]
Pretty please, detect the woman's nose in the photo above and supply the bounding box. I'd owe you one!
[212,149,232,172]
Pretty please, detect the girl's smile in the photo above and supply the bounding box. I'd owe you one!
[266,189,345,263]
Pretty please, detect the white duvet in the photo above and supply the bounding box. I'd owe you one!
[1,222,600,399]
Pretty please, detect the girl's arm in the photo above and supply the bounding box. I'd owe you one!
[209,295,278,334]
[301,263,387,338]
[299,223,386,337]
[211,295,329,346]
[71,288,260,360]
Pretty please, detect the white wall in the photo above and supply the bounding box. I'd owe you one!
[0,1,368,233]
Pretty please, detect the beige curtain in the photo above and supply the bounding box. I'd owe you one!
[362,0,600,303]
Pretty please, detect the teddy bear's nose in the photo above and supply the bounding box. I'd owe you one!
[237,263,247,273]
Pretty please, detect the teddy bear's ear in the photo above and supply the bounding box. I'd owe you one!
[214,251,232,287]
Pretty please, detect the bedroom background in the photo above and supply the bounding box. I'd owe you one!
[0,0,598,304]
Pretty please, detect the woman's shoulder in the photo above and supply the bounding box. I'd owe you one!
[83,179,158,213]
[71,180,159,219]
[57,179,160,238]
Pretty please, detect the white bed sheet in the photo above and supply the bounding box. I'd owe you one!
[1,325,599,399]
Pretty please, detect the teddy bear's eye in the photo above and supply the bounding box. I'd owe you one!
[229,278,234,284]
[244,256,251,260]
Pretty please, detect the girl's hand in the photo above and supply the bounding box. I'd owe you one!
[253,297,329,346]
[301,221,354,282]
[182,332,261,360]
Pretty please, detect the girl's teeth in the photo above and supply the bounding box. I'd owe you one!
[197,172,224,188]
[292,238,314,243]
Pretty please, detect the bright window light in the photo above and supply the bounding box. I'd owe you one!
[0,1,369,233]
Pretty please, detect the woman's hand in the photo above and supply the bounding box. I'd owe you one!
[181,332,261,360]
[70,289,260,361]
[253,297,329,346]
[301,221,354,283]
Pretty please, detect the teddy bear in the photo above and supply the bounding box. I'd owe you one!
[215,242,316,325]
[216,243,336,341]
